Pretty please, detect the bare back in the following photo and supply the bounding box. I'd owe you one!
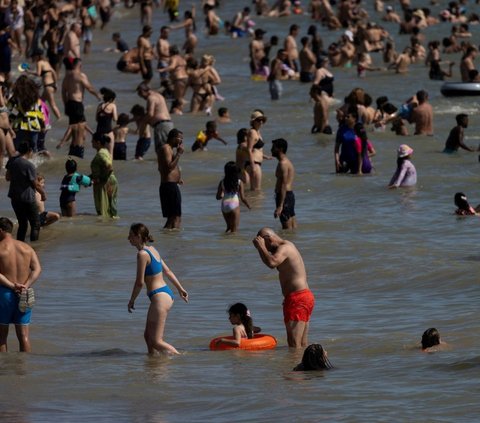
[0,236,39,286]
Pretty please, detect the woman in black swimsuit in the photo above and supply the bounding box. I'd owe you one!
[247,110,269,191]
[95,87,118,156]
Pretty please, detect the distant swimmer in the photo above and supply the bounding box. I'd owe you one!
[253,228,314,348]
[293,344,333,371]
[421,328,448,352]
[454,192,479,216]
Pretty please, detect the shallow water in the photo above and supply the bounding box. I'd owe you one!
[1,1,480,421]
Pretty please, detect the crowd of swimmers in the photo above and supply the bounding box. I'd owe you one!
[0,0,473,365]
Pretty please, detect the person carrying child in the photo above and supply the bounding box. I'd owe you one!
[35,174,60,227]
[214,303,261,347]
[59,159,92,216]
[192,120,227,151]
[216,161,250,233]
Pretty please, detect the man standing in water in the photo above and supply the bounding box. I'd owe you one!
[253,228,314,348]
[272,138,296,229]
[0,217,42,352]
[59,57,101,158]
[136,82,173,155]
[157,129,184,229]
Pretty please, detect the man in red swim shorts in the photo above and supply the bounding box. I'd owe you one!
[253,227,314,348]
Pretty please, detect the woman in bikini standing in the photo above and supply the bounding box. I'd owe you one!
[247,110,269,191]
[127,223,189,355]
[31,48,61,119]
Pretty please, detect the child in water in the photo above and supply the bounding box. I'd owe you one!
[216,161,251,233]
[35,174,60,227]
[112,112,130,160]
[192,120,227,151]
[293,344,334,371]
[59,159,92,216]
[214,303,261,347]
[454,192,479,215]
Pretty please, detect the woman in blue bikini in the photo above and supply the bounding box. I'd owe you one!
[127,223,188,354]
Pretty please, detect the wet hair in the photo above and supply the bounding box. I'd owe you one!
[65,159,77,174]
[364,93,373,108]
[205,120,216,132]
[18,142,32,155]
[218,107,228,117]
[382,103,398,115]
[295,344,333,371]
[307,24,317,36]
[376,96,388,109]
[169,45,179,56]
[112,32,120,39]
[272,138,288,154]
[100,87,116,102]
[236,128,248,144]
[421,328,441,349]
[130,223,154,243]
[223,161,240,195]
[416,90,428,102]
[301,36,309,47]
[130,104,145,116]
[0,217,14,233]
[227,302,253,339]
[454,192,470,210]
[456,113,468,125]
[346,106,359,121]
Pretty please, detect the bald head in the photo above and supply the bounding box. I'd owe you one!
[257,227,277,239]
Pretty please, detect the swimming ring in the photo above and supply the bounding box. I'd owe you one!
[209,334,277,351]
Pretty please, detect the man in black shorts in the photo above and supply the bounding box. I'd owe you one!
[157,129,184,229]
[272,138,297,229]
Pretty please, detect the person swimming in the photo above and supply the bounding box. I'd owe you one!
[293,344,334,371]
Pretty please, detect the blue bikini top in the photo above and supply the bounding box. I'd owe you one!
[144,248,163,276]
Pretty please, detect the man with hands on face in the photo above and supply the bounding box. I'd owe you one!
[157,128,184,229]
[252,227,314,348]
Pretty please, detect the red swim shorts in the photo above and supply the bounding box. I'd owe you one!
[283,289,315,324]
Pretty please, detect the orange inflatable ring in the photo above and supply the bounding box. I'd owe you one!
[209,334,277,351]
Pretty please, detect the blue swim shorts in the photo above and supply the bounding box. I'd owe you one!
[0,286,32,325]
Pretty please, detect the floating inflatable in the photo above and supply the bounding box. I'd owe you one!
[209,334,277,351]
[441,82,480,97]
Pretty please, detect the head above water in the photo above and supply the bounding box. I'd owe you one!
[297,344,333,370]
[65,159,77,174]
[421,328,440,349]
